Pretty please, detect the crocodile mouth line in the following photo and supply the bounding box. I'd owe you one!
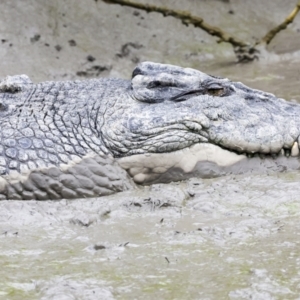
[171,90,204,101]
[215,140,300,159]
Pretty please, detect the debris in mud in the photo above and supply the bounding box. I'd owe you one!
[101,210,111,217]
[119,242,130,247]
[160,203,172,208]
[30,34,41,43]
[126,198,159,211]
[70,218,94,227]
[1,230,19,237]
[55,45,62,51]
[143,198,162,210]
[68,39,77,46]
[87,55,96,62]
[116,42,143,63]
[94,244,106,250]
[76,65,112,77]
[187,190,195,197]
[124,197,180,212]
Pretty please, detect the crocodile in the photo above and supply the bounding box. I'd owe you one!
[0,61,300,200]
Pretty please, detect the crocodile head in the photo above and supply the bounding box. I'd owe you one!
[102,62,300,183]
[1,62,300,200]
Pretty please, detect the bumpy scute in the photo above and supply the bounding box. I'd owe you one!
[0,155,135,200]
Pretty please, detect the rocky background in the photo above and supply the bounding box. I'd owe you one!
[0,0,299,82]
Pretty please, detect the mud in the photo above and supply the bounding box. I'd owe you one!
[2,172,300,299]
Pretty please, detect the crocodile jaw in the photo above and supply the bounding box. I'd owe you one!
[118,143,300,184]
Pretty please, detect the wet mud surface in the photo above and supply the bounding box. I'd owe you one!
[2,171,300,299]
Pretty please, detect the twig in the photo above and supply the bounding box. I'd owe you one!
[102,0,248,48]
[259,0,300,45]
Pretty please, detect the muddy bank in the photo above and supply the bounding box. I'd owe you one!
[2,172,300,299]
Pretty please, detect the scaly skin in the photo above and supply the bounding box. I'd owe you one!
[0,62,300,200]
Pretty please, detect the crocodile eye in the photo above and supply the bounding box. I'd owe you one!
[147,80,177,89]
[205,83,225,97]
[206,88,225,97]
[147,81,163,88]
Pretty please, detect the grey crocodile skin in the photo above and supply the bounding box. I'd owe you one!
[1,61,300,200]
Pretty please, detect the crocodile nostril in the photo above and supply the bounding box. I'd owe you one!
[244,95,255,101]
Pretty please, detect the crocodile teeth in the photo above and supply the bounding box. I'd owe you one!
[285,149,291,157]
[279,149,285,157]
[291,142,299,157]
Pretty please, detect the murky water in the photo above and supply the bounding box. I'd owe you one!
[1,32,300,300]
